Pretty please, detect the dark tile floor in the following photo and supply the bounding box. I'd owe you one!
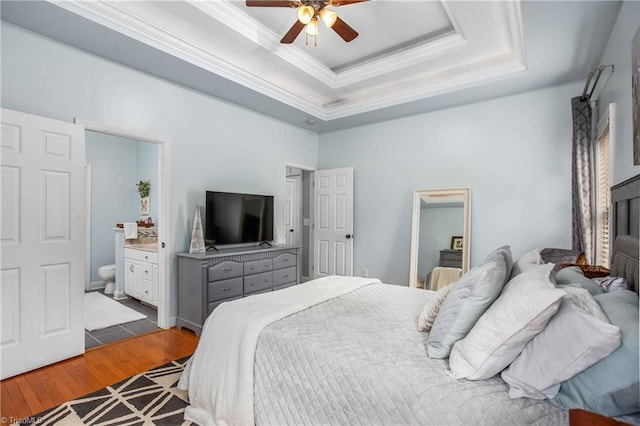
[85,294,159,349]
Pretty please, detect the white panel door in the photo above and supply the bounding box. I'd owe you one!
[1,108,85,379]
[284,178,296,246]
[313,167,353,278]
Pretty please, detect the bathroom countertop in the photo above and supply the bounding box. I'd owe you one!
[124,243,158,253]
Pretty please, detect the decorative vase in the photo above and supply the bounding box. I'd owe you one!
[140,196,150,216]
[190,205,206,254]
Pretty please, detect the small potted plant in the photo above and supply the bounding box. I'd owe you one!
[137,180,151,220]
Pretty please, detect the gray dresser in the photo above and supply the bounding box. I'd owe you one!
[176,245,300,336]
[439,249,463,268]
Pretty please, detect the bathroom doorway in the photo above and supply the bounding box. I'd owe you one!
[284,163,314,282]
[80,120,170,348]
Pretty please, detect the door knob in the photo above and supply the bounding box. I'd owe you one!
[289,229,294,232]
[346,234,353,239]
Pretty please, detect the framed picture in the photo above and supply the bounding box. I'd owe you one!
[451,236,463,251]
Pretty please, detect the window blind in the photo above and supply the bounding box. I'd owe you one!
[594,121,610,267]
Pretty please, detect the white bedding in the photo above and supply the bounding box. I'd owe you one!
[178,275,379,426]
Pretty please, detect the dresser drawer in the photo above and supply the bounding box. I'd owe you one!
[441,251,462,261]
[244,259,272,275]
[207,296,242,316]
[273,253,296,270]
[273,266,296,287]
[208,260,243,282]
[208,277,243,302]
[244,271,273,294]
[441,260,462,268]
[124,248,158,264]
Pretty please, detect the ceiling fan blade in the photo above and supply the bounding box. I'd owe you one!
[281,20,305,44]
[331,16,358,42]
[330,0,368,6]
[246,0,299,7]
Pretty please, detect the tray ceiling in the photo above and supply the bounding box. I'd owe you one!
[0,1,622,133]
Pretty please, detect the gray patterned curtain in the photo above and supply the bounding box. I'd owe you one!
[571,96,594,263]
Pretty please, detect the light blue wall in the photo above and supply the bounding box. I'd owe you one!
[596,0,640,185]
[86,131,138,283]
[417,205,464,281]
[318,82,579,285]
[1,24,318,320]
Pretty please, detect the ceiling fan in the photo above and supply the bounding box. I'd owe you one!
[245,0,368,45]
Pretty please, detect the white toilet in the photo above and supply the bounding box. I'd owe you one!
[98,264,116,295]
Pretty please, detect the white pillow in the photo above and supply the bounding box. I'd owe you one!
[501,298,621,399]
[418,284,453,331]
[510,248,543,279]
[448,264,564,380]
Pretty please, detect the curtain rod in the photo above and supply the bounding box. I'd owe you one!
[581,64,614,101]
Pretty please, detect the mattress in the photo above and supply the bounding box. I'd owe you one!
[254,283,568,425]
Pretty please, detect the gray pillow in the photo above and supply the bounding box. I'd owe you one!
[501,296,620,400]
[555,266,604,295]
[552,290,639,416]
[427,258,507,359]
[484,245,513,284]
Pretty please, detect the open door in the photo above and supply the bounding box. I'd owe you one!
[1,108,85,379]
[313,167,354,277]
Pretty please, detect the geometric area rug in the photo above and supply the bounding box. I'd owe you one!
[30,357,193,425]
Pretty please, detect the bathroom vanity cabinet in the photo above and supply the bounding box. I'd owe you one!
[124,247,159,307]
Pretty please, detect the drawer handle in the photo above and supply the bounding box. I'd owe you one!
[250,266,255,270]
[222,287,231,291]
[250,282,255,286]
[129,264,135,273]
[144,256,148,260]
[282,258,289,262]
[282,275,289,279]
[223,267,232,272]
[265,279,270,283]
[264,263,269,267]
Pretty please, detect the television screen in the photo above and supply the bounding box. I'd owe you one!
[205,191,274,246]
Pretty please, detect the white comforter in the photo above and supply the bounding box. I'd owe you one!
[178,275,379,426]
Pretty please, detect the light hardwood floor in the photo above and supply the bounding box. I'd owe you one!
[1,328,199,422]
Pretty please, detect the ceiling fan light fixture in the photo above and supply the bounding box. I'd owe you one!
[297,5,314,24]
[305,17,319,36]
[319,9,337,27]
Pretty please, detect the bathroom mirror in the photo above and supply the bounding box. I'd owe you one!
[409,187,471,288]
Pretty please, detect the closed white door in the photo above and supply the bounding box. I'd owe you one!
[313,167,354,278]
[284,178,297,246]
[1,108,85,379]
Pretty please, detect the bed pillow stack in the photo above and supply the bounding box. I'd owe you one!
[500,286,621,399]
[426,247,509,359]
[448,263,565,379]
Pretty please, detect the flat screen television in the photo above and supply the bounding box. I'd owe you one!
[205,191,274,246]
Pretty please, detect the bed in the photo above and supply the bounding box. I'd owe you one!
[178,177,640,426]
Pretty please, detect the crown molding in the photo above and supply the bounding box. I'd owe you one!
[51,0,328,117]
[324,53,527,120]
[46,0,527,122]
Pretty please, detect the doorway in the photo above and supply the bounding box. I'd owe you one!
[284,164,314,282]
[79,119,171,348]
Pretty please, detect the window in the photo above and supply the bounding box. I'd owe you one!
[594,108,611,267]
